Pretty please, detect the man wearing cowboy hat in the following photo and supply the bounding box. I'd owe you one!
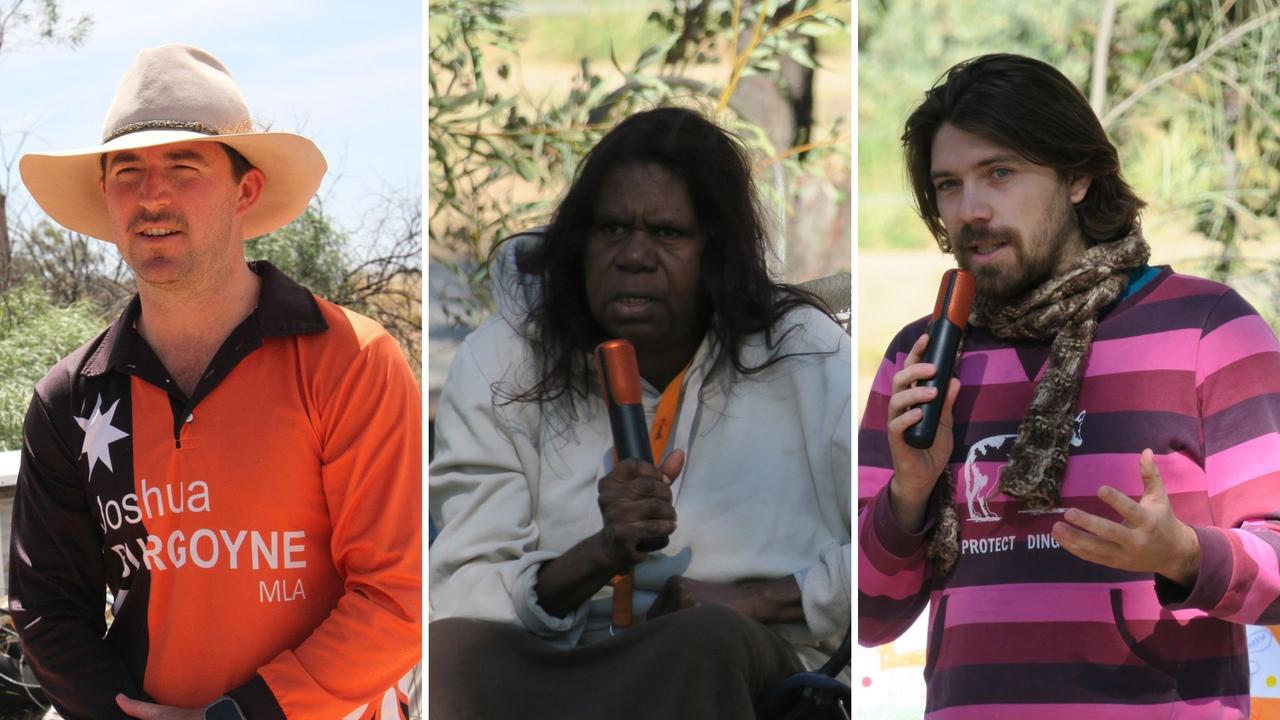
[9,45,421,720]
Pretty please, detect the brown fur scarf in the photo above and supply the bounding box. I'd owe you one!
[926,231,1151,576]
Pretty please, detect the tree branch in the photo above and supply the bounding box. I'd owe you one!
[1101,7,1280,128]
[1089,0,1117,115]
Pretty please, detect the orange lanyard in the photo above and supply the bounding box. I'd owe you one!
[611,365,688,629]
[648,365,687,460]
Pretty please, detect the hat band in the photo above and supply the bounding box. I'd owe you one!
[103,120,220,144]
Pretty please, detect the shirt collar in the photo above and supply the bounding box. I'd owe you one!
[81,260,328,378]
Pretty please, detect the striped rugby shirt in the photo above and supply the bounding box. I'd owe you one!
[859,267,1280,719]
[9,262,421,719]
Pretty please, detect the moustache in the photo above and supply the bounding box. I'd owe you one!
[128,211,186,234]
[955,224,1020,248]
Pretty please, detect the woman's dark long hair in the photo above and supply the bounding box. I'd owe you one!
[503,107,832,406]
[903,54,1146,252]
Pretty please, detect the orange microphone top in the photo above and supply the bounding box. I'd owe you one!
[594,339,643,405]
[931,269,976,329]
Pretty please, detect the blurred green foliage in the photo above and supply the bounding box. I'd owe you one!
[508,0,669,63]
[506,0,850,64]
[0,285,102,450]
[859,0,1280,263]
[429,0,850,330]
[247,204,351,302]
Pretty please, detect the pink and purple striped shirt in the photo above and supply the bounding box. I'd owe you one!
[859,268,1280,719]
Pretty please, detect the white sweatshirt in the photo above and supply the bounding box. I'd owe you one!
[429,234,851,668]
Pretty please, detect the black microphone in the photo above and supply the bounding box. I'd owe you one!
[904,269,975,449]
[594,339,669,552]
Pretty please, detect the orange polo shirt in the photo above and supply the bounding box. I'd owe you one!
[11,262,420,719]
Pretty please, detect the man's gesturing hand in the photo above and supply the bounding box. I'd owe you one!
[116,694,201,720]
[1052,449,1201,586]
[597,450,684,571]
[886,332,961,532]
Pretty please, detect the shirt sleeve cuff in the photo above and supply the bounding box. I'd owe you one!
[795,541,852,641]
[509,552,589,648]
[227,674,286,720]
[1156,525,1230,610]
[871,479,935,559]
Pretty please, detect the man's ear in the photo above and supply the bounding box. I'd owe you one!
[1068,175,1092,204]
[236,167,266,217]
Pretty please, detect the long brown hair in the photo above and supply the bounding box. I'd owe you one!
[902,54,1145,252]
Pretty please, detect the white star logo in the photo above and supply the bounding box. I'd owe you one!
[74,395,129,478]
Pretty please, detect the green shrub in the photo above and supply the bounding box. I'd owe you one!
[0,286,105,451]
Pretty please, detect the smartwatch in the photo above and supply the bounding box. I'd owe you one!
[204,696,246,720]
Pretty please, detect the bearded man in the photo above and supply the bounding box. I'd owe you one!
[858,53,1280,718]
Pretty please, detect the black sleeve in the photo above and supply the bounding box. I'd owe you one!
[9,389,141,719]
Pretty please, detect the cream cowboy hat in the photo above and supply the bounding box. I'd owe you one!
[19,44,326,242]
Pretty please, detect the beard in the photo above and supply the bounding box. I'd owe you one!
[954,190,1081,305]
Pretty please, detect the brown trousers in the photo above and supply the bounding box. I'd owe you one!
[429,605,803,719]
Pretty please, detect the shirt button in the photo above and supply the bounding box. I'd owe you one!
[186,413,195,423]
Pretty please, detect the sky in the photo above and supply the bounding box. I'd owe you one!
[0,0,421,236]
